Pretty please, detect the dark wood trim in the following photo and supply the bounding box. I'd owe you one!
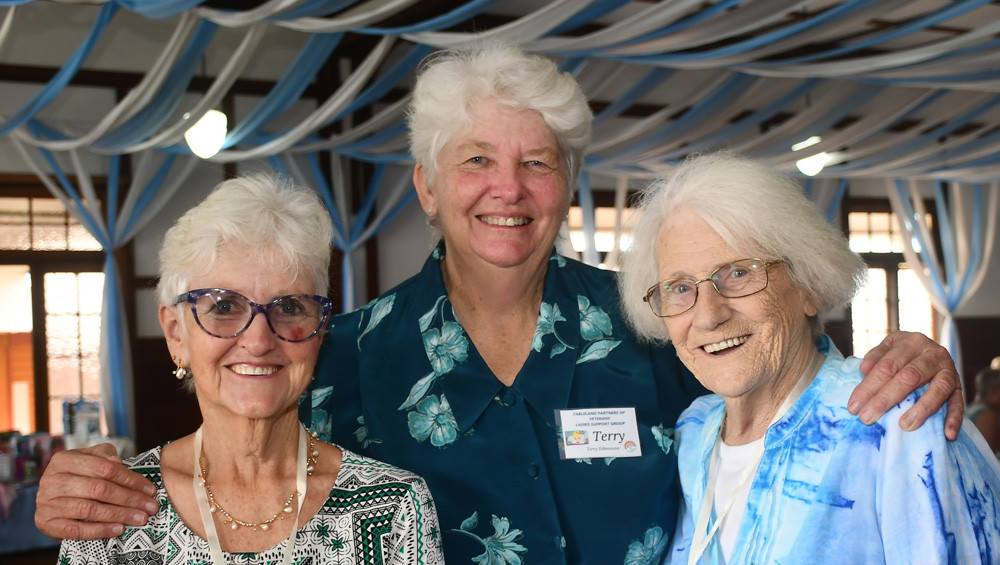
[0,174,112,194]
[0,251,104,266]
[29,265,47,432]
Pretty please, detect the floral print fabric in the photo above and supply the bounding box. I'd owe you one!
[667,340,1000,564]
[302,243,705,564]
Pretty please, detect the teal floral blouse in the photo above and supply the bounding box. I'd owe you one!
[302,243,705,564]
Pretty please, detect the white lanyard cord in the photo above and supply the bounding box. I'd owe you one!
[193,426,308,565]
[687,436,764,565]
[687,355,822,565]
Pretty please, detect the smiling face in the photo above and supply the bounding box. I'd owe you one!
[656,206,819,404]
[159,245,322,423]
[414,99,570,271]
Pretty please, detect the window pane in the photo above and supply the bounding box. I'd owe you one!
[79,313,101,352]
[848,207,936,360]
[566,206,637,268]
[78,273,105,315]
[44,271,106,436]
[869,232,893,253]
[0,196,101,251]
[848,212,868,232]
[46,315,80,357]
[848,233,870,253]
[852,268,888,355]
[45,272,80,314]
[897,266,934,337]
[81,355,101,397]
[869,212,890,232]
[69,223,102,251]
[0,197,30,249]
[32,199,69,251]
[890,231,904,252]
[846,210,924,254]
[47,355,81,397]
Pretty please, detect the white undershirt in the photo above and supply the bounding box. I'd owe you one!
[713,437,765,563]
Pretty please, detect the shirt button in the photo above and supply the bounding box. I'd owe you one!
[526,463,539,478]
[497,387,518,406]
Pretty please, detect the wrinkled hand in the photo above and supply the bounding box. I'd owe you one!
[35,443,158,540]
[849,331,963,440]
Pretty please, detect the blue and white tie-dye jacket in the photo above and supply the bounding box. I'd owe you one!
[667,337,1000,564]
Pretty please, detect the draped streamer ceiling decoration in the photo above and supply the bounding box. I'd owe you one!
[3,0,1000,181]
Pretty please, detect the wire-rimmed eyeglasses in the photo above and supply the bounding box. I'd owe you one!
[642,258,781,318]
[175,288,333,342]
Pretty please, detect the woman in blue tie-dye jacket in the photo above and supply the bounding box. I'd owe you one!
[619,152,1000,565]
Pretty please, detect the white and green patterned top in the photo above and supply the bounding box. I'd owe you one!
[58,445,444,564]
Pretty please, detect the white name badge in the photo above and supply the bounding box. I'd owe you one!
[556,407,642,459]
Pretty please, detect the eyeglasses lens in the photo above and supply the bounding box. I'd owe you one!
[193,290,326,341]
[646,259,769,317]
[268,296,326,341]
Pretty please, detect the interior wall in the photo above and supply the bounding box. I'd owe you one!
[376,190,435,293]
[0,333,35,433]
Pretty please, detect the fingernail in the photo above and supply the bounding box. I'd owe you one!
[112,524,124,536]
[859,409,874,424]
[899,414,915,430]
[131,512,146,525]
[145,501,159,514]
[144,485,157,497]
[847,401,860,414]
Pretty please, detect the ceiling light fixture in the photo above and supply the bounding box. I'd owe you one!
[791,135,822,152]
[184,109,227,159]
[796,152,830,176]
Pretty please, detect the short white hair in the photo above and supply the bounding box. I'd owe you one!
[619,152,867,343]
[407,41,592,187]
[157,173,333,307]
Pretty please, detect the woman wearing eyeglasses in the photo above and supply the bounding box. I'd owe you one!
[57,174,444,564]
[619,153,1000,564]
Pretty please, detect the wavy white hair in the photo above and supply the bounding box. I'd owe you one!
[618,152,867,343]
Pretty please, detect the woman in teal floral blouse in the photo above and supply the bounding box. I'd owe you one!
[297,44,963,564]
[36,42,964,565]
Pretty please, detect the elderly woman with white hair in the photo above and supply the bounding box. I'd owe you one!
[619,153,1000,564]
[57,174,444,564]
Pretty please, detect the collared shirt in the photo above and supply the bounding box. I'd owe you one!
[667,340,1000,564]
[303,243,704,564]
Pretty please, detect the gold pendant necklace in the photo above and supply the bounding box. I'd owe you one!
[197,430,318,532]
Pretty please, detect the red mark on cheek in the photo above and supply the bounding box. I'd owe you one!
[287,326,307,341]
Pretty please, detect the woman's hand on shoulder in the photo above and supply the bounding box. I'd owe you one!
[35,443,159,540]
[848,331,962,440]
